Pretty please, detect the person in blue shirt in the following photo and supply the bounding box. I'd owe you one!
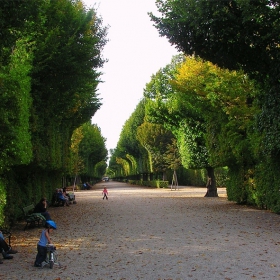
[34,220,57,267]
[58,189,70,206]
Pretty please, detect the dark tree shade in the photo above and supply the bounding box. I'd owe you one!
[150,0,279,78]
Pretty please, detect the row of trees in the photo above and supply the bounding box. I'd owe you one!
[109,0,280,212]
[108,55,256,196]
[0,0,108,225]
[108,99,183,182]
[149,0,280,211]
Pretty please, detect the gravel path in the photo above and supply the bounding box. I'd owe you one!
[1,181,280,280]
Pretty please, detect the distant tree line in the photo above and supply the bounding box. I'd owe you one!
[0,0,108,225]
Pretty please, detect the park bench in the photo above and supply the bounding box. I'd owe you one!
[21,204,46,230]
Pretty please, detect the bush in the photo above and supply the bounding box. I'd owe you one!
[128,180,169,188]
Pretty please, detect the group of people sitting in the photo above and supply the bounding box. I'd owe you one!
[1,186,76,264]
[1,195,51,264]
[52,187,75,207]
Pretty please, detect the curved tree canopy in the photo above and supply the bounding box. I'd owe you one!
[150,0,280,156]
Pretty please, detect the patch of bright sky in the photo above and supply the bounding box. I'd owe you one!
[83,0,178,154]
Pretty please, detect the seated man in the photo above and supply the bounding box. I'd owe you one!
[0,231,17,264]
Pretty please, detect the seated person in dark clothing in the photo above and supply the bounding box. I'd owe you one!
[83,182,90,190]
[0,231,17,264]
[34,197,51,221]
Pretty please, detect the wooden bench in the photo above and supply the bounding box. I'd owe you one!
[21,204,46,230]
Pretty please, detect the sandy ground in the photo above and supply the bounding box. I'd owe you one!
[1,181,280,280]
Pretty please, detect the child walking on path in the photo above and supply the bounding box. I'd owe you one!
[102,187,108,200]
[34,220,57,267]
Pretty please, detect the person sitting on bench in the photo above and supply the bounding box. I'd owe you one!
[58,189,70,206]
[34,197,51,221]
[0,231,17,264]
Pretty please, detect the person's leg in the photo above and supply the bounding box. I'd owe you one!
[0,238,9,252]
[0,243,4,263]
[41,211,51,221]
[35,245,47,267]
[0,235,17,255]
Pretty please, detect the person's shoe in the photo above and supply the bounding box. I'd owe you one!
[34,262,41,267]
[41,261,47,268]
[3,254,13,259]
[0,260,3,264]
[8,249,17,254]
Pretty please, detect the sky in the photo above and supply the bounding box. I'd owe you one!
[83,0,178,154]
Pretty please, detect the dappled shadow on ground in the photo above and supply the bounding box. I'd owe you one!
[1,182,280,280]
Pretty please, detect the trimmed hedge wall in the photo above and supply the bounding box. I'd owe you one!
[128,180,169,188]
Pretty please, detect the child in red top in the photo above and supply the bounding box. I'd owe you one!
[102,187,108,200]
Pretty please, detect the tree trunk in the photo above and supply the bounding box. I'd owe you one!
[162,171,167,181]
[204,167,218,197]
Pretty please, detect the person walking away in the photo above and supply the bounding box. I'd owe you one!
[102,187,108,200]
[34,220,57,267]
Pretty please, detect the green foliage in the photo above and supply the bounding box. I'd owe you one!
[0,180,6,226]
[69,122,108,180]
[226,166,248,204]
[128,180,169,188]
[110,99,150,175]
[163,138,181,171]
[69,126,84,176]
[78,122,108,177]
[0,38,33,171]
[172,57,260,168]
[137,122,175,173]
[94,161,107,178]
[145,55,260,198]
[0,0,108,224]
[30,0,107,170]
[150,0,278,77]
[254,159,280,213]
[176,122,208,169]
[118,99,146,157]
[151,0,280,210]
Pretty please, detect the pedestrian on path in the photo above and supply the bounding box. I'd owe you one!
[102,187,108,200]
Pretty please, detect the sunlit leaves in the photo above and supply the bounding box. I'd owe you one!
[77,122,107,177]
[136,122,175,173]
[172,56,260,167]
[0,37,33,171]
[110,99,149,176]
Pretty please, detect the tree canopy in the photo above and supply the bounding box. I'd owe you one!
[150,0,279,77]
[144,55,260,196]
[150,0,280,157]
[0,0,108,225]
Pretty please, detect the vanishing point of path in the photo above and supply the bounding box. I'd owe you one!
[1,181,280,280]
